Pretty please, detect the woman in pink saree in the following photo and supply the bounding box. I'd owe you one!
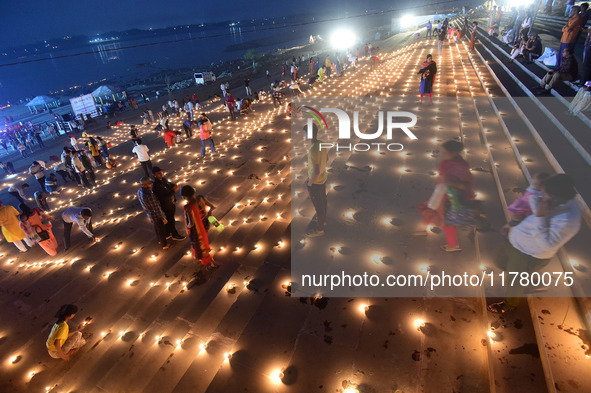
[417,140,474,252]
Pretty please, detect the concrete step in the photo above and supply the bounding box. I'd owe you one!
[463,36,591,393]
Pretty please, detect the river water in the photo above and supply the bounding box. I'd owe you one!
[0,12,399,104]
[0,23,312,103]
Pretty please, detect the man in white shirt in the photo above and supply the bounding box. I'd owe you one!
[489,174,581,313]
[29,161,46,190]
[70,135,80,150]
[71,152,91,188]
[132,139,152,178]
[186,100,194,121]
[8,183,30,203]
[62,207,95,250]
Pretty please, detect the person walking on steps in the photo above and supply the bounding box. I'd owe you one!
[418,54,437,104]
[416,140,476,253]
[181,185,218,273]
[152,166,185,241]
[225,93,237,120]
[137,176,171,250]
[197,113,216,157]
[132,139,153,178]
[305,124,329,238]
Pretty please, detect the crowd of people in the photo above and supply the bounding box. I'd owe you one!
[0,198,95,255]
[0,122,50,158]
[487,3,590,96]
[423,17,478,53]
[2,21,585,377]
[420,5,590,98]
[131,143,218,271]
[2,140,220,277]
[1,45,361,364]
[413,8,584,312]
[305,122,580,285]
[1,100,228,265]
[5,135,113,213]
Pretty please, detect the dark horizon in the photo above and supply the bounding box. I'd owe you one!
[0,0,460,48]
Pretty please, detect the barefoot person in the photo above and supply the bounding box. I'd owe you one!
[29,161,47,191]
[225,93,237,120]
[0,200,34,252]
[61,207,95,250]
[138,177,170,250]
[488,174,581,313]
[46,304,88,361]
[196,113,216,157]
[418,54,437,104]
[152,167,185,241]
[417,140,475,252]
[132,139,152,178]
[19,204,59,256]
[469,21,478,50]
[8,183,30,204]
[306,124,329,237]
[181,185,218,271]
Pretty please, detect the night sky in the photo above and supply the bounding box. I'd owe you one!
[0,0,405,48]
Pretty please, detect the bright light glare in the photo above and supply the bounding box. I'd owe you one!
[271,368,285,384]
[330,29,356,50]
[510,0,535,7]
[400,14,416,29]
[415,319,426,331]
[370,254,383,265]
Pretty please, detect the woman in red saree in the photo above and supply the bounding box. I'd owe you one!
[416,140,474,252]
[181,185,218,271]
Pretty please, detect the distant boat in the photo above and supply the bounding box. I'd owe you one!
[89,37,120,44]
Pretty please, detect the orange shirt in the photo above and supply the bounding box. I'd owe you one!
[561,14,583,44]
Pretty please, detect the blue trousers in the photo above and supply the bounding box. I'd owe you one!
[201,138,216,156]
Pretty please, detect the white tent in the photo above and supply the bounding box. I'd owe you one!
[91,85,125,104]
[91,85,119,98]
[25,95,59,112]
[26,95,57,107]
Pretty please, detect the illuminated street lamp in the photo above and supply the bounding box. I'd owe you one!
[330,29,357,50]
